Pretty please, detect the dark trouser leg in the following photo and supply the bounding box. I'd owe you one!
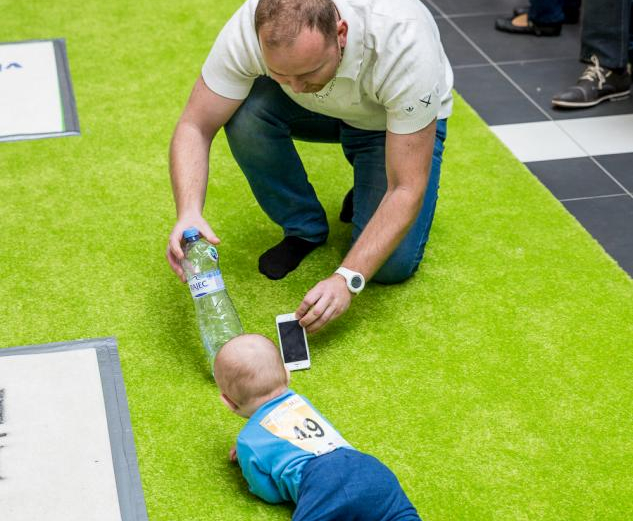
[529,0,566,24]
[224,76,340,243]
[581,0,632,69]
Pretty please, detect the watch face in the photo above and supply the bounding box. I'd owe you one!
[351,275,363,289]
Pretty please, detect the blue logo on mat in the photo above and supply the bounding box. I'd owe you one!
[0,62,23,72]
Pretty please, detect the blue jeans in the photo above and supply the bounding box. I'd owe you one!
[529,0,580,24]
[224,77,448,284]
[292,449,421,521]
[581,0,632,69]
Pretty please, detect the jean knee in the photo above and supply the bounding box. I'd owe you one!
[225,85,288,154]
[225,99,269,151]
[371,251,423,285]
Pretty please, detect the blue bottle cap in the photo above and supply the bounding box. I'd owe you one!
[183,227,200,242]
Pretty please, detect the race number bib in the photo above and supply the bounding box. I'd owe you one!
[260,395,350,456]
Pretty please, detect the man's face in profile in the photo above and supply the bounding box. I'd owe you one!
[259,25,345,94]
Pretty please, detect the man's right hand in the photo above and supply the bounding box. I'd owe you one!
[166,213,219,282]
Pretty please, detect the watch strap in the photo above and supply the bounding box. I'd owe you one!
[335,267,365,294]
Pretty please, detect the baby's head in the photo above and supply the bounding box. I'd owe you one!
[214,333,290,417]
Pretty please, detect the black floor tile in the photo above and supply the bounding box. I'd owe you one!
[451,14,580,63]
[563,195,633,276]
[594,153,633,194]
[501,59,633,120]
[454,65,547,125]
[526,157,626,200]
[436,18,488,67]
[427,0,516,16]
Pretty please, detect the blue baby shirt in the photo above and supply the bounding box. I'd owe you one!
[236,389,354,504]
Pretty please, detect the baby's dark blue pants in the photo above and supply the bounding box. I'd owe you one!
[292,449,421,521]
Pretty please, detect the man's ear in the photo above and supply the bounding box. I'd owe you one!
[220,393,239,412]
[337,19,348,47]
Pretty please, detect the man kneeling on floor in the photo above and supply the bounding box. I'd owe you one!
[214,334,422,521]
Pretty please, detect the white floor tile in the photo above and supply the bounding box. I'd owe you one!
[490,114,633,163]
[558,114,633,157]
[490,121,587,162]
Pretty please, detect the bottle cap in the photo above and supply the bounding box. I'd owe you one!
[183,227,200,242]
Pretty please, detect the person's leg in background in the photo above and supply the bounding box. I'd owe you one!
[563,0,582,23]
[339,120,447,285]
[552,0,632,107]
[630,0,633,64]
[495,0,580,36]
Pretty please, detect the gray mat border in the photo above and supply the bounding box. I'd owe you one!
[0,337,148,521]
[0,38,80,143]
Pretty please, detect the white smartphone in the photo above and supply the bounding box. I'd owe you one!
[275,313,311,371]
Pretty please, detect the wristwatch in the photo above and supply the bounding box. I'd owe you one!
[335,267,365,294]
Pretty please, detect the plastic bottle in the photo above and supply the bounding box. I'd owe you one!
[181,227,243,374]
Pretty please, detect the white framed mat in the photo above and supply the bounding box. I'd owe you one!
[0,39,80,142]
[0,338,147,521]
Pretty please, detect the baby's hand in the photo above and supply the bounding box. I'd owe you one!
[229,446,237,463]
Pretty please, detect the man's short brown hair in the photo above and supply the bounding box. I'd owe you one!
[255,0,338,48]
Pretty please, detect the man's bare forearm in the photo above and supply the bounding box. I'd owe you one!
[169,120,213,217]
[341,185,424,278]
[341,123,436,279]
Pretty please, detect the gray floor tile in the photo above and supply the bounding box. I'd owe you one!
[501,59,633,120]
[563,195,633,276]
[427,0,516,16]
[594,153,633,193]
[451,14,580,63]
[454,65,547,125]
[526,157,626,200]
[436,18,488,67]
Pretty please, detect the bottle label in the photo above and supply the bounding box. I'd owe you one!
[188,269,225,298]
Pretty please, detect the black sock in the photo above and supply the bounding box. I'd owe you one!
[258,236,325,280]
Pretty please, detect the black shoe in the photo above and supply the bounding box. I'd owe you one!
[552,56,631,109]
[339,188,353,223]
[495,14,562,36]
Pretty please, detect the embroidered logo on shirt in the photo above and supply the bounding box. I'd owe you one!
[402,104,417,115]
[418,94,432,107]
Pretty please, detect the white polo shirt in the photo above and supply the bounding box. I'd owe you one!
[202,0,453,134]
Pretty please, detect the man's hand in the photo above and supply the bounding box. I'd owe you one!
[296,274,352,333]
[229,445,237,463]
[166,212,219,282]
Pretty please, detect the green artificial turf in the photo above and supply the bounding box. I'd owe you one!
[1,1,632,519]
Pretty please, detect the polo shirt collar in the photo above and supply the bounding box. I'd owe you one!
[333,0,363,80]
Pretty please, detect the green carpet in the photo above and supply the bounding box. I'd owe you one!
[1,0,632,519]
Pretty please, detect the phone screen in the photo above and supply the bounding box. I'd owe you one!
[278,320,308,363]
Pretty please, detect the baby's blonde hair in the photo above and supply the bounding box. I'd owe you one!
[214,334,288,406]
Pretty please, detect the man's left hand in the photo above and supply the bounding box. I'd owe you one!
[296,275,352,333]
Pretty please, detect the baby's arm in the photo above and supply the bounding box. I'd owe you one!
[237,443,285,503]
